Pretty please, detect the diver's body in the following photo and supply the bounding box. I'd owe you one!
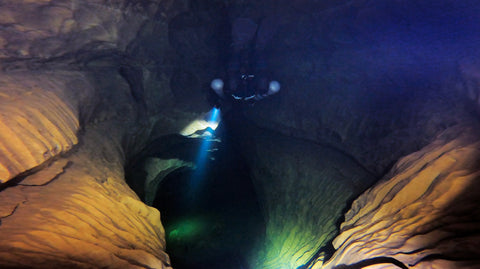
[210,17,280,105]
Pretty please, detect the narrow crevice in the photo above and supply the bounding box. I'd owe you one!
[332,257,408,269]
[0,203,21,226]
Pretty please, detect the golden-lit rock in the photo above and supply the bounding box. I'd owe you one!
[0,125,172,268]
[320,123,480,269]
[0,71,93,183]
[0,1,174,267]
[0,69,172,267]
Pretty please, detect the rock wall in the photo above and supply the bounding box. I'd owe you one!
[1,0,480,268]
[245,0,480,176]
[227,118,376,268]
[0,71,89,183]
[0,0,176,268]
[0,123,171,268]
[0,0,159,59]
[319,122,480,269]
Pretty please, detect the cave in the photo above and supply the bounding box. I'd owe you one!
[0,1,480,269]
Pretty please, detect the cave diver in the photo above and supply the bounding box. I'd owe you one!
[210,17,280,105]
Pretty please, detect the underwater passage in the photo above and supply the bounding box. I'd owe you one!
[0,1,479,269]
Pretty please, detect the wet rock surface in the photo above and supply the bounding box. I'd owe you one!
[0,0,178,268]
[245,0,480,176]
[224,114,376,268]
[0,125,172,268]
[320,122,480,269]
[0,0,479,268]
[0,71,89,183]
[0,0,158,59]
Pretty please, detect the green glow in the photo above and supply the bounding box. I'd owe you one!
[249,182,355,269]
[256,225,326,269]
[167,217,208,242]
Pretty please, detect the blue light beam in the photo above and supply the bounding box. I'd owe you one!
[189,108,221,196]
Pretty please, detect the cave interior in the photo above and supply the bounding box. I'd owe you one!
[0,0,480,269]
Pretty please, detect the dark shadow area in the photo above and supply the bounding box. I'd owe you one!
[124,134,203,200]
[331,257,408,269]
[125,128,265,269]
[124,0,480,268]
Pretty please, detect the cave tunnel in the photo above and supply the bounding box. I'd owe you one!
[124,113,267,269]
[0,0,480,269]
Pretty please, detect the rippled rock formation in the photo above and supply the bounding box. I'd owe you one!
[0,0,175,268]
[0,0,479,268]
[0,71,87,182]
[320,123,480,269]
[0,125,171,268]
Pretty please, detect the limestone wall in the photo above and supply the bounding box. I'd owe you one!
[0,1,173,267]
[0,70,171,268]
[0,71,91,183]
[0,0,159,59]
[320,123,480,269]
[0,124,172,268]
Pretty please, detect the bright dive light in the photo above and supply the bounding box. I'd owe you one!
[268,80,281,94]
[180,108,221,137]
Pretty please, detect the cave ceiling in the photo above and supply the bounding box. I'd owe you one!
[0,0,479,268]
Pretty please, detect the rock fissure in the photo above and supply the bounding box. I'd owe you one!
[18,160,72,187]
[0,0,479,268]
[0,203,20,221]
[332,256,408,269]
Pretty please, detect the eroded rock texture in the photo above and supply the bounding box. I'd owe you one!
[0,0,158,59]
[0,71,89,183]
[1,0,480,268]
[0,126,171,268]
[319,123,480,269]
[0,71,172,267]
[222,117,375,268]
[226,1,480,267]
[0,0,177,268]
